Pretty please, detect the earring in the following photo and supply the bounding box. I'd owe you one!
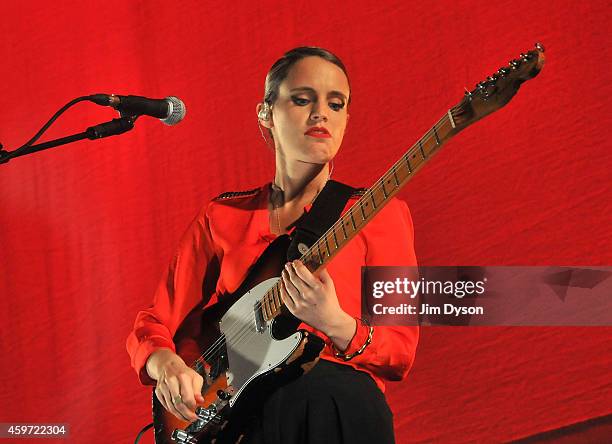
[258,103,271,121]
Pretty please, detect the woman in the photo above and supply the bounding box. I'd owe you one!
[127,47,419,443]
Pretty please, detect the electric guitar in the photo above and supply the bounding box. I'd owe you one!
[153,43,546,443]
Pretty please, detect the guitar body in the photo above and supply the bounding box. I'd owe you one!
[153,234,325,444]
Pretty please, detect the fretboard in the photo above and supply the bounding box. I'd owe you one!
[259,111,458,322]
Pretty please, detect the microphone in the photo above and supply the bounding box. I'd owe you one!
[89,94,186,126]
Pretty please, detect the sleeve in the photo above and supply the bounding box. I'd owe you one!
[125,202,219,385]
[336,198,419,382]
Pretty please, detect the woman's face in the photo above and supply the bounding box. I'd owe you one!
[265,56,350,165]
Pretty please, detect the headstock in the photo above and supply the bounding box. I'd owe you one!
[450,43,546,130]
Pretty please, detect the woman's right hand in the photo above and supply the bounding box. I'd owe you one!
[146,348,205,422]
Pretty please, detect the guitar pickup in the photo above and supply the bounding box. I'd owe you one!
[254,302,265,333]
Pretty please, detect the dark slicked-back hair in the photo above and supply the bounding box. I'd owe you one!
[263,46,351,105]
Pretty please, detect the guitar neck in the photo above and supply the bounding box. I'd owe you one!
[260,111,460,322]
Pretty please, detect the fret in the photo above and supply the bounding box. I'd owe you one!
[272,285,282,310]
[359,202,366,221]
[270,294,277,315]
[369,191,377,209]
[310,248,318,264]
[341,219,348,239]
[398,159,411,181]
[404,153,412,173]
[349,211,357,230]
[318,243,326,260]
[419,140,426,159]
[381,179,388,198]
[303,253,315,269]
[324,237,331,256]
[385,176,396,192]
[266,294,274,317]
[260,295,267,320]
[392,168,400,186]
[433,126,441,145]
[269,294,278,315]
[332,228,339,248]
[447,109,456,128]
[262,295,271,319]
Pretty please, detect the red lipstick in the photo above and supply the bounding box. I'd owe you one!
[305,126,331,138]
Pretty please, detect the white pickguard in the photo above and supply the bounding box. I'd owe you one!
[219,277,302,407]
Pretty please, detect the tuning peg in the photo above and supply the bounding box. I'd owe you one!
[497,67,509,77]
[535,42,545,52]
[464,87,472,97]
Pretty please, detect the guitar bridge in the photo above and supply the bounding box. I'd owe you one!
[171,395,231,443]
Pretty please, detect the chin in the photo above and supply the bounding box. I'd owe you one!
[308,151,335,165]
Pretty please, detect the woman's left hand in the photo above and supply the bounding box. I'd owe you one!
[280,260,356,350]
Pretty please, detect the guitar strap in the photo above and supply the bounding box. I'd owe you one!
[286,180,357,262]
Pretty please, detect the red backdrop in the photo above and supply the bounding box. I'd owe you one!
[1,1,610,443]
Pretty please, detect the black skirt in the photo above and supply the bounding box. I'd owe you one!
[217,359,395,444]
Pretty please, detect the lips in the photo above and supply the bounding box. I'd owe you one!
[305,126,331,138]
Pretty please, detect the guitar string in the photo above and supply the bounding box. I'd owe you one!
[191,114,452,370]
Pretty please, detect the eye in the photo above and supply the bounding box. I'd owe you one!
[329,102,345,112]
[291,96,310,106]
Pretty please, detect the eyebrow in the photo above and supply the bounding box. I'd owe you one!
[289,87,348,101]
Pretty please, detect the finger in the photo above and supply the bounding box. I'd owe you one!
[166,376,196,421]
[175,392,198,421]
[172,401,193,422]
[280,277,296,309]
[282,269,300,298]
[174,396,197,422]
[292,260,320,288]
[155,386,170,412]
[178,373,197,411]
[159,384,190,422]
[192,371,205,403]
[285,263,308,294]
[318,267,333,286]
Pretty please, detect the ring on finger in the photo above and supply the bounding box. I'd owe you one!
[173,394,183,405]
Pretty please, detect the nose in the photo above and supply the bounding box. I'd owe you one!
[309,103,328,122]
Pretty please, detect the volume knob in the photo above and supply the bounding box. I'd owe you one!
[217,389,232,401]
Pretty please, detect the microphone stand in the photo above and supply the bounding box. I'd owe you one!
[0,115,137,165]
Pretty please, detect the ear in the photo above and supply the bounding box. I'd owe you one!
[256,103,274,129]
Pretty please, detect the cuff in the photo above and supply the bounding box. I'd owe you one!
[336,318,371,355]
[131,336,176,386]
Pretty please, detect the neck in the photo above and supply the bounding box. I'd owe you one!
[272,162,331,206]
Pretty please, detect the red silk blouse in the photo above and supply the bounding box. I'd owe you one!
[126,183,419,392]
